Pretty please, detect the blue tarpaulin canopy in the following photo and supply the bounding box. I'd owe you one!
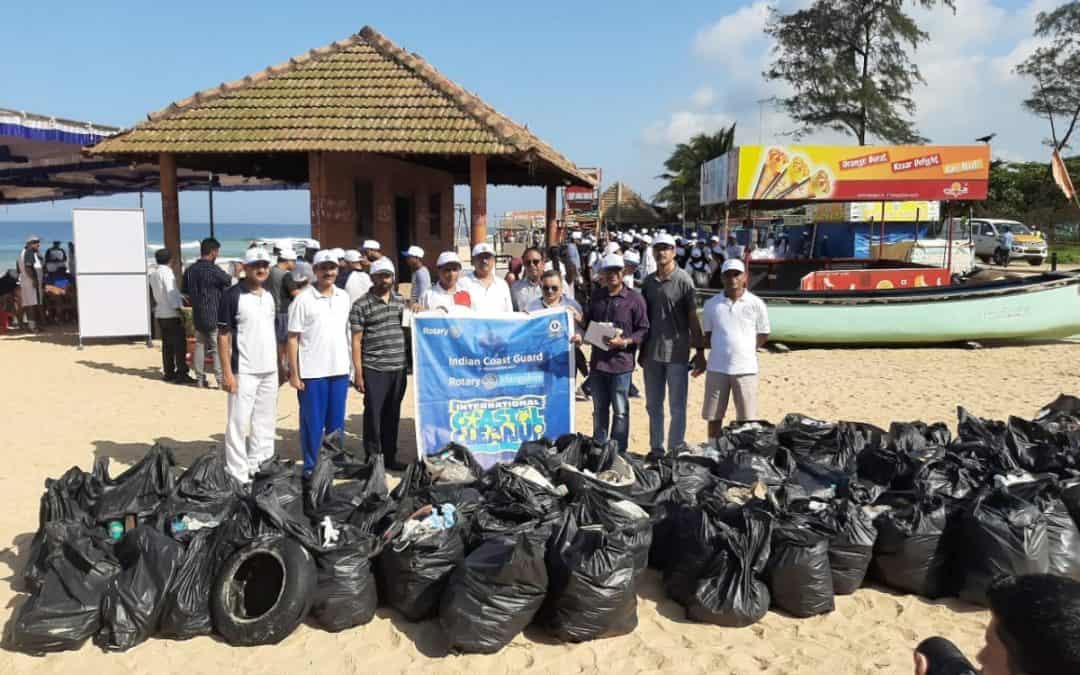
[0,108,302,204]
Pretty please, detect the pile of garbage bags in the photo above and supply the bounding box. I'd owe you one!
[12,395,1080,655]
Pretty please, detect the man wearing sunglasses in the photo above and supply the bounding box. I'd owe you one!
[510,247,546,311]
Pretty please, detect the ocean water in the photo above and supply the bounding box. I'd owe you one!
[0,220,311,269]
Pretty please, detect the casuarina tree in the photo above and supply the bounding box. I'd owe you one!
[1015,2,1080,152]
[763,0,955,145]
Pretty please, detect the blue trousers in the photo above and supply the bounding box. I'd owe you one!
[643,360,689,453]
[591,370,632,453]
[297,374,349,473]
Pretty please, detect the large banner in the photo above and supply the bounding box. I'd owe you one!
[707,145,990,203]
[413,308,575,468]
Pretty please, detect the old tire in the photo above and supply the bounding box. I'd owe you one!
[211,536,316,646]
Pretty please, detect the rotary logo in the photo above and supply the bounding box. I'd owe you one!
[547,318,563,337]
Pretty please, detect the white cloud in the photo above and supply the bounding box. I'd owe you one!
[691,85,716,109]
[643,111,734,147]
[693,1,771,66]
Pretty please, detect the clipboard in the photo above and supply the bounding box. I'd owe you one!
[584,321,620,351]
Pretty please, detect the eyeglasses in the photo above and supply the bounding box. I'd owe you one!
[524,258,543,266]
[542,285,560,292]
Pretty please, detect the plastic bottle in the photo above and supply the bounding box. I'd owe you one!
[108,521,124,541]
[170,516,188,536]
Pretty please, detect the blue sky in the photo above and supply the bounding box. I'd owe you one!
[0,0,1059,225]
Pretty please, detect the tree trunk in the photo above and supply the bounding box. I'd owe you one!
[858,20,872,146]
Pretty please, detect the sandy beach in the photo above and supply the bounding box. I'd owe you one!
[3,328,1079,674]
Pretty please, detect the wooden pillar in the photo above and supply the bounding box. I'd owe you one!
[159,153,181,278]
[545,185,558,247]
[307,152,323,244]
[469,154,487,246]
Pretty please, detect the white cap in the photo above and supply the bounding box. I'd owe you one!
[623,250,640,265]
[329,247,345,260]
[472,242,495,257]
[571,231,582,240]
[361,239,381,251]
[653,233,676,247]
[620,233,633,243]
[344,249,363,263]
[26,234,41,243]
[244,248,272,264]
[436,251,462,267]
[641,235,653,245]
[710,235,721,243]
[691,247,704,259]
[603,241,621,255]
[404,245,425,258]
[312,250,339,267]
[599,253,624,270]
[721,258,746,274]
[370,258,395,276]
[277,248,297,261]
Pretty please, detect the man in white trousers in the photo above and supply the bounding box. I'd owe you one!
[218,247,279,485]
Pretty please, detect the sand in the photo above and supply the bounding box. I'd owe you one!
[3,328,1079,674]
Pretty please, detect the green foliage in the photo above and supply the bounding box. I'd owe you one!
[977,156,1080,234]
[1015,1,1080,150]
[653,124,736,220]
[764,0,954,145]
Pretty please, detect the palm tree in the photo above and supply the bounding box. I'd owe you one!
[654,124,737,221]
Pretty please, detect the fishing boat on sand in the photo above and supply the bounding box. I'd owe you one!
[700,271,1080,345]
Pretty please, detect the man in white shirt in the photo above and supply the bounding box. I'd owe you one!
[525,268,583,315]
[287,249,352,476]
[403,245,431,306]
[622,249,640,289]
[420,251,473,313]
[344,249,372,304]
[725,235,744,261]
[462,242,513,312]
[640,235,658,278]
[696,258,770,445]
[218,248,279,484]
[510,247,545,310]
[148,248,193,384]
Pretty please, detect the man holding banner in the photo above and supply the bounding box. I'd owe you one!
[350,258,409,471]
[582,253,649,453]
[420,251,473,313]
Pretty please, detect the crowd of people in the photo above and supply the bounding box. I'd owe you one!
[5,235,77,331]
[143,225,771,488]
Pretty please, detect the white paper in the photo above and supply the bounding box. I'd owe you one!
[584,321,619,351]
[401,307,413,328]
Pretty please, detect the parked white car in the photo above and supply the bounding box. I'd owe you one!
[970,218,1048,266]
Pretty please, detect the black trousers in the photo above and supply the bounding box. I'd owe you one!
[158,317,188,379]
[362,367,407,465]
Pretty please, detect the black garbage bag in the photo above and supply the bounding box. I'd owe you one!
[377,505,466,621]
[1006,416,1076,475]
[719,447,795,487]
[559,452,639,501]
[1035,394,1080,432]
[663,498,740,604]
[10,522,121,654]
[156,451,243,526]
[649,455,717,571]
[95,525,184,651]
[959,488,1048,606]
[514,438,562,480]
[440,525,550,654]
[38,464,104,529]
[955,407,1021,475]
[554,490,653,574]
[423,442,485,485]
[158,526,236,640]
[684,507,773,627]
[716,420,779,455]
[320,432,390,492]
[620,453,666,507]
[482,463,564,523]
[1005,478,1080,581]
[392,443,484,519]
[310,524,381,632]
[914,454,986,504]
[252,482,320,549]
[789,460,850,501]
[778,413,836,455]
[872,494,950,598]
[858,422,949,489]
[556,433,617,474]
[93,444,177,523]
[1063,477,1080,527]
[305,452,388,524]
[543,524,638,642]
[766,504,836,617]
[829,499,878,594]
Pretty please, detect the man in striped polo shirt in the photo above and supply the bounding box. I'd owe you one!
[350,257,409,470]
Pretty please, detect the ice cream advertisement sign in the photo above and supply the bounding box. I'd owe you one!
[705,145,990,203]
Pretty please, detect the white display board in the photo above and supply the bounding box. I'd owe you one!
[72,208,152,345]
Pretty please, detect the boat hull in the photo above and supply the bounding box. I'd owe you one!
[757,274,1080,344]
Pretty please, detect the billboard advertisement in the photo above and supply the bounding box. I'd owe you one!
[714,145,990,203]
[809,200,941,222]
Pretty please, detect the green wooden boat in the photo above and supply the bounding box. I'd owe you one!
[699,272,1080,345]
